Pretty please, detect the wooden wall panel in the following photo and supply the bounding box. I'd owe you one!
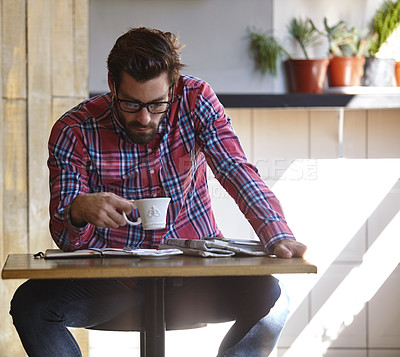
[1,1,90,355]
[1,0,26,99]
[343,110,367,158]
[0,278,26,356]
[368,109,400,158]
[1,2,28,354]
[253,109,309,186]
[0,0,4,268]
[51,0,75,96]
[3,100,28,254]
[27,0,53,254]
[310,109,338,158]
[74,0,90,97]
[52,97,85,121]
[0,4,26,356]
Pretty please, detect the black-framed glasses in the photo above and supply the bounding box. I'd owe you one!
[115,85,180,114]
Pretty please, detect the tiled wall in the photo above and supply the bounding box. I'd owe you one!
[210,107,400,357]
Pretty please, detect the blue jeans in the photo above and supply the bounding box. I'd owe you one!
[10,276,288,356]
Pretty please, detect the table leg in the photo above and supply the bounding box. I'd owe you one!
[141,278,166,357]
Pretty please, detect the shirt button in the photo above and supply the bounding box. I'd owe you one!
[152,193,157,197]
[147,148,152,153]
[150,169,155,174]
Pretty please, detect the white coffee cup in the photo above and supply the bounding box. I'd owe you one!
[123,197,171,230]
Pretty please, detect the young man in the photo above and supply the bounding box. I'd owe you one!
[10,27,306,356]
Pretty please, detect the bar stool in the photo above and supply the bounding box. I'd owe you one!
[88,278,207,357]
[89,309,207,357]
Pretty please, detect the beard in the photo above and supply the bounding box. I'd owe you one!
[118,111,165,145]
[125,121,159,145]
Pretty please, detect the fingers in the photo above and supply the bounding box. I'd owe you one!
[272,240,307,259]
[70,192,133,228]
[94,209,126,229]
[273,244,293,259]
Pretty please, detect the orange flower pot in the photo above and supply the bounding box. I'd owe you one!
[395,61,400,86]
[328,56,365,87]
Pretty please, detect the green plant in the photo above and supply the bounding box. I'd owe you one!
[323,17,375,57]
[369,0,400,56]
[247,17,323,76]
[287,18,322,59]
[248,30,290,76]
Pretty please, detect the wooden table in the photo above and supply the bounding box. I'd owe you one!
[2,254,317,357]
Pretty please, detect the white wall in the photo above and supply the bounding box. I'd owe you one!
[89,0,384,94]
[89,0,273,94]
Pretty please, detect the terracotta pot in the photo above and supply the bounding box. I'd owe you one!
[396,62,400,86]
[328,56,365,86]
[285,58,330,93]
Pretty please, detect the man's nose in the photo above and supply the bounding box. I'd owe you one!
[135,107,152,126]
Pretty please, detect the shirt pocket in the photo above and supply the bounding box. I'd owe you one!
[88,166,139,198]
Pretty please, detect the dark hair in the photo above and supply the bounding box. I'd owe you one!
[107,27,185,88]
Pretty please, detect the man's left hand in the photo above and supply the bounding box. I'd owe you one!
[271,239,307,259]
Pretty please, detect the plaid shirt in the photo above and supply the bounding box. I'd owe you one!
[48,75,295,252]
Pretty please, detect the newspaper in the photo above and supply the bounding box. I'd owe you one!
[159,238,267,257]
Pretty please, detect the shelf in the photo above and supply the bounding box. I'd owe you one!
[217,88,400,109]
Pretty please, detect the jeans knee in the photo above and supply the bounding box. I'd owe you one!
[10,284,30,326]
[10,280,50,326]
[258,275,282,311]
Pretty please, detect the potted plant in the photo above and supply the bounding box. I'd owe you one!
[248,17,330,93]
[324,17,372,86]
[363,0,400,86]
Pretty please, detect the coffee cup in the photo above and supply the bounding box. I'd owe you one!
[122,197,170,230]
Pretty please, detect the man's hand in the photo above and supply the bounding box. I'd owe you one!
[70,192,133,228]
[271,239,307,259]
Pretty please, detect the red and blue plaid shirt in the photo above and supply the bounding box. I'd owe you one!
[48,75,295,252]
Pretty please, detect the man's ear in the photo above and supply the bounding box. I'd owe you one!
[107,72,115,93]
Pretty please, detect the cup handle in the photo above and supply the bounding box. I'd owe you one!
[122,202,142,226]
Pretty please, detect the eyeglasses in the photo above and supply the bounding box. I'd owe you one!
[115,86,180,114]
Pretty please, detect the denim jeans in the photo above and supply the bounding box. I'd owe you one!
[10,275,288,357]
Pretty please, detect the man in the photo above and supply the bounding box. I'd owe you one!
[10,27,306,356]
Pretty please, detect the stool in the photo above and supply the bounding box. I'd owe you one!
[88,278,207,357]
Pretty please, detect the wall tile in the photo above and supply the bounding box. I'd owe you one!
[368,265,400,348]
[367,180,400,248]
[277,347,366,357]
[324,349,367,357]
[335,223,366,263]
[276,295,309,348]
[310,264,367,348]
[368,350,400,357]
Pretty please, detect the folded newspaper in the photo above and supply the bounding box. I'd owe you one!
[159,238,268,257]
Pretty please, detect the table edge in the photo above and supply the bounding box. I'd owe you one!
[2,254,317,280]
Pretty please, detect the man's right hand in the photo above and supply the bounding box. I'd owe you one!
[70,192,133,228]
